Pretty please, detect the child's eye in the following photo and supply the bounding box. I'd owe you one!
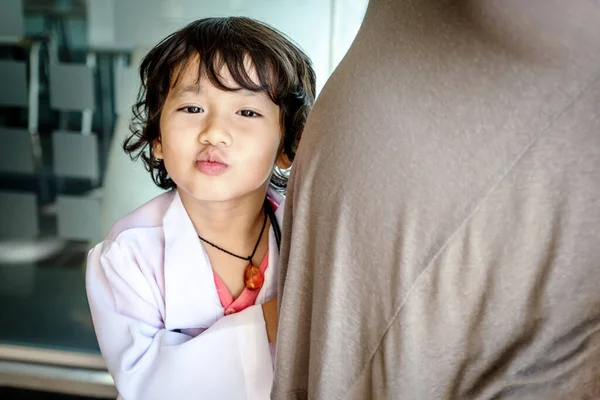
[180,106,203,113]
[238,109,260,118]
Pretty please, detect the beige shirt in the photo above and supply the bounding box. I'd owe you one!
[273,1,600,399]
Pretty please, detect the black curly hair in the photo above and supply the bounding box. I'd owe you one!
[124,17,316,192]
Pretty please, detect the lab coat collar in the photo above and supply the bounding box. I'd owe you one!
[163,188,284,330]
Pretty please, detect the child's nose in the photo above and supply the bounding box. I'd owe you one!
[199,117,232,147]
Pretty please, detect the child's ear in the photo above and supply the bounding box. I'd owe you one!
[153,138,163,160]
[275,152,292,169]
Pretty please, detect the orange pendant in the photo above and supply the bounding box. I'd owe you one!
[244,264,263,290]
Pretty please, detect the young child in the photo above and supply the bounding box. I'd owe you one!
[86,17,315,399]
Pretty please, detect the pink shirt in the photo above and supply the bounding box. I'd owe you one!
[214,253,269,315]
[213,197,276,315]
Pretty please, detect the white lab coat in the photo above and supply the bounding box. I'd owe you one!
[86,188,283,400]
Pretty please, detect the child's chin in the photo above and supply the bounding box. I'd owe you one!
[181,180,267,203]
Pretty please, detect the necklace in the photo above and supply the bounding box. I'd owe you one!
[198,206,268,290]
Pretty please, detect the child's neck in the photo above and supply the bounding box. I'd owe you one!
[178,186,269,247]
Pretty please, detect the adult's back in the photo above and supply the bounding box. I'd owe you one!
[273,1,600,398]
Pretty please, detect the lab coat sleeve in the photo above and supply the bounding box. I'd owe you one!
[86,240,273,400]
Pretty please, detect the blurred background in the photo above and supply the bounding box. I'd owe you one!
[0,0,367,398]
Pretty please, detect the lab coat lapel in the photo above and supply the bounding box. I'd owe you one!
[163,191,222,330]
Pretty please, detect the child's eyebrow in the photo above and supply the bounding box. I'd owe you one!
[171,84,264,99]
[171,84,201,98]
[236,88,265,98]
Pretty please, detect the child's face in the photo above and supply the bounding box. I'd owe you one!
[155,56,287,203]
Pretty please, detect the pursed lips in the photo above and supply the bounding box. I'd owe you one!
[195,151,229,175]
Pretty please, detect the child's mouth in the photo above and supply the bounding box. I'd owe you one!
[195,160,229,175]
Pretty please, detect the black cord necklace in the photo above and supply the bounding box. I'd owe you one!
[198,205,268,290]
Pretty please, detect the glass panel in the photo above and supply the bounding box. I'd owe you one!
[0,61,28,107]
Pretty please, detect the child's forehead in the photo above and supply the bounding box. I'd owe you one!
[174,53,262,86]
[166,52,279,105]
[169,62,273,102]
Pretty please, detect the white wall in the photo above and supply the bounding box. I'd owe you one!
[88,0,367,93]
[115,0,333,91]
[330,0,369,72]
